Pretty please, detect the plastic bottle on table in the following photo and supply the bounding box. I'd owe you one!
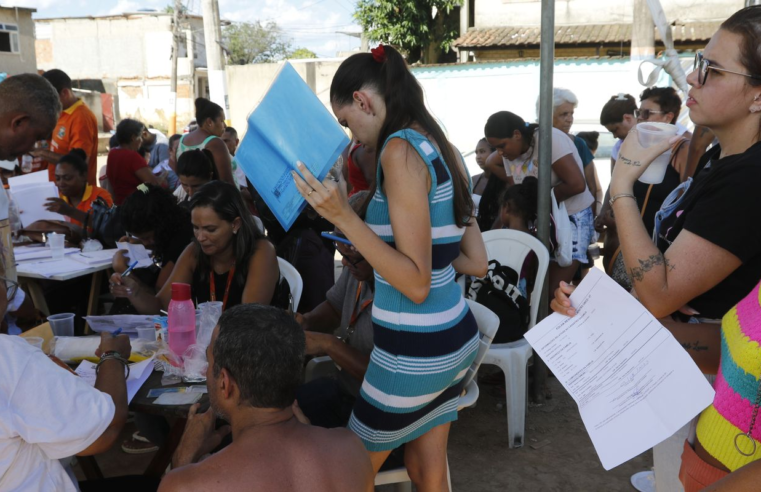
[167,283,196,360]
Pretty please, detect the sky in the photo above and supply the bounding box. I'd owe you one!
[8,0,362,58]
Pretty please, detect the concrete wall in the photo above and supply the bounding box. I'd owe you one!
[36,15,206,79]
[0,8,36,76]
[475,0,744,28]
[225,60,344,138]
[35,15,208,131]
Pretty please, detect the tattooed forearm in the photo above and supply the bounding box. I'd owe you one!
[628,254,675,282]
[619,155,641,167]
[681,341,709,352]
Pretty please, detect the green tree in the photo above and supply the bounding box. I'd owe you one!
[355,0,461,64]
[289,47,318,59]
[222,21,292,65]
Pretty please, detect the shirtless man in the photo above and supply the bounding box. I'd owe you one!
[159,304,373,492]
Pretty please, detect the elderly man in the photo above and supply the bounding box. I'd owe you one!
[33,69,99,185]
[0,74,61,161]
[159,304,373,492]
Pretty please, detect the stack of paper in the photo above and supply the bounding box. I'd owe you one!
[84,315,157,334]
[14,244,79,262]
[8,171,63,228]
[236,62,349,232]
[70,249,117,266]
[16,258,92,278]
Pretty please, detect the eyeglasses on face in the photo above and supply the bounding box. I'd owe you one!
[693,52,761,86]
[634,109,665,120]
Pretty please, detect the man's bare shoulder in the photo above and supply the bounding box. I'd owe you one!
[158,457,226,492]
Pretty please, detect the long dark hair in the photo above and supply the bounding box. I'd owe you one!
[119,184,191,261]
[188,181,264,287]
[484,111,539,150]
[177,148,219,180]
[330,45,472,227]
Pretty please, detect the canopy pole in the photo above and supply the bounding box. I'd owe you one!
[532,0,555,404]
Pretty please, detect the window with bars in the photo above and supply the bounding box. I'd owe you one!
[0,24,20,54]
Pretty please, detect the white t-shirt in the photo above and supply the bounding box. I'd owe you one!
[0,335,115,491]
[502,127,594,215]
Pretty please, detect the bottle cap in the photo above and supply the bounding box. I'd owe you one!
[171,283,191,301]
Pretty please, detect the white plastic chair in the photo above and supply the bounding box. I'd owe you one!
[253,215,265,235]
[478,229,550,448]
[304,300,499,491]
[277,257,303,313]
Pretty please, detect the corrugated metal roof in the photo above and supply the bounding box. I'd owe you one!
[454,21,721,49]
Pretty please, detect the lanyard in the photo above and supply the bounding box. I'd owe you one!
[345,281,372,344]
[210,265,235,311]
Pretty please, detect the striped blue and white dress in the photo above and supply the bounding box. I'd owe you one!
[348,128,480,452]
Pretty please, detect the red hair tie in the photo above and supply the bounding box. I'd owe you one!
[371,44,386,63]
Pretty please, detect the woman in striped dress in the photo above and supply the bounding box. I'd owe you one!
[293,45,488,490]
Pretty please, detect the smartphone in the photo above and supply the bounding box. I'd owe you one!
[321,231,353,246]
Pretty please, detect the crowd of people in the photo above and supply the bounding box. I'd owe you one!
[0,5,761,492]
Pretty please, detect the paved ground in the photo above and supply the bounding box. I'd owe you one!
[74,374,652,491]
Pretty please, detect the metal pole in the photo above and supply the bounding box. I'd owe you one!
[202,0,230,120]
[169,0,181,135]
[533,0,555,404]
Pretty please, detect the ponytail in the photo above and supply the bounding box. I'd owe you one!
[485,111,537,148]
[330,45,473,227]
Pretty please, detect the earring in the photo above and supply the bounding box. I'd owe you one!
[233,229,238,235]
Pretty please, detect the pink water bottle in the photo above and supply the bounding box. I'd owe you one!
[168,283,196,359]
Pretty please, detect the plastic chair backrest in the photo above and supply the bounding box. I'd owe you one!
[481,229,550,330]
[253,215,265,235]
[277,257,303,312]
[462,300,499,388]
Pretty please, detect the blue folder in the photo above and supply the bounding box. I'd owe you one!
[236,63,350,232]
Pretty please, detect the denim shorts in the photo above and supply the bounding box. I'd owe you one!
[565,207,595,264]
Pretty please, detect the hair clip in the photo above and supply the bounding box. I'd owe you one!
[371,44,387,63]
[615,93,627,100]
[137,184,149,194]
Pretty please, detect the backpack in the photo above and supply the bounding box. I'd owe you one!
[88,197,125,249]
[467,259,530,343]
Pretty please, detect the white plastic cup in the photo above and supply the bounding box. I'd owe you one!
[25,336,44,350]
[48,313,75,337]
[136,326,157,341]
[48,232,65,260]
[636,122,678,184]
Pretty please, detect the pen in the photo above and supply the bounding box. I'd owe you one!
[113,328,123,336]
[122,260,139,278]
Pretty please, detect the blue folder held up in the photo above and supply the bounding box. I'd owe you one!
[235,62,350,232]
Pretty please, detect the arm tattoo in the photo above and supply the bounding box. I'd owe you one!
[681,341,709,352]
[628,254,675,282]
[619,155,641,167]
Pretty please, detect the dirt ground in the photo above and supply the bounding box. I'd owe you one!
[74,374,652,491]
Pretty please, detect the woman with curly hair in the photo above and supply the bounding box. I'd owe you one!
[111,184,194,304]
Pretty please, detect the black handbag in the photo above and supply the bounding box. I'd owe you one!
[88,197,125,249]
[467,259,530,343]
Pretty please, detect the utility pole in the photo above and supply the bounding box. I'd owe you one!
[631,0,655,61]
[169,0,182,135]
[201,0,229,120]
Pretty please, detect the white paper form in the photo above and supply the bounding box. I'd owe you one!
[15,257,91,278]
[9,182,63,227]
[117,242,154,268]
[75,357,155,403]
[524,268,715,470]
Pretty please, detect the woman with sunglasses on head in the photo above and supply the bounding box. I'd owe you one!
[552,7,761,490]
[292,44,487,490]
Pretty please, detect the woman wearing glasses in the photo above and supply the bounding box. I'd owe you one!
[552,6,761,490]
